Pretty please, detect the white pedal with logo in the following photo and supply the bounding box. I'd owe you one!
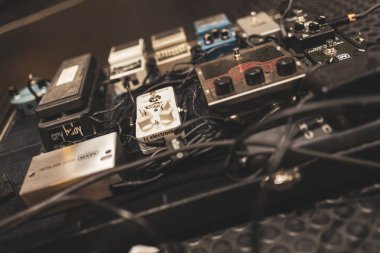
[135,86,181,154]
[151,27,192,73]
[108,38,147,91]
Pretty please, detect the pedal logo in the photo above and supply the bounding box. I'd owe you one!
[78,150,98,161]
[337,53,351,61]
[49,122,84,145]
[63,123,83,138]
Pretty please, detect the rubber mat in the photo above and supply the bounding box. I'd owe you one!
[184,186,380,253]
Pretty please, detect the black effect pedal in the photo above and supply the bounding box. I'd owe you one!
[304,36,365,66]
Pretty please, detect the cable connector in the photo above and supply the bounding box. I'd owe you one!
[347,13,357,22]
[167,137,187,161]
[261,167,301,191]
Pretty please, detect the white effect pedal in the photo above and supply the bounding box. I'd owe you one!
[135,86,181,154]
[108,38,147,91]
[151,27,192,73]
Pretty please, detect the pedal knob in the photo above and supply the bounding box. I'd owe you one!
[294,22,305,33]
[159,101,174,124]
[276,57,297,76]
[214,76,234,96]
[308,22,320,33]
[203,33,214,45]
[220,28,230,40]
[317,15,327,25]
[137,110,154,131]
[244,66,265,86]
[211,28,220,39]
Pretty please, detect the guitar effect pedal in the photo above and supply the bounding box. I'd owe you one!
[20,132,124,207]
[237,11,280,38]
[8,75,50,116]
[196,42,305,113]
[151,27,192,73]
[135,86,181,154]
[304,37,365,66]
[194,13,236,61]
[36,54,100,151]
[108,38,147,91]
[286,13,336,52]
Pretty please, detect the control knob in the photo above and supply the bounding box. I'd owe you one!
[276,57,297,76]
[244,66,265,86]
[214,76,234,96]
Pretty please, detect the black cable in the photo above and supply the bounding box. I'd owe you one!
[355,3,380,19]
[1,194,159,243]
[111,173,164,188]
[97,78,121,88]
[279,0,294,38]
[328,3,380,27]
[144,80,183,93]
[26,81,40,102]
[123,134,166,148]
[125,82,136,127]
[0,140,235,231]
[291,146,380,171]
[92,101,125,117]
[247,34,278,47]
[174,116,228,133]
[182,121,218,141]
[226,95,380,169]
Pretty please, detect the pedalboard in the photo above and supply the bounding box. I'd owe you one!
[237,11,280,38]
[304,36,365,66]
[194,13,236,60]
[8,76,50,116]
[196,42,305,112]
[135,86,181,154]
[108,38,147,91]
[35,54,96,119]
[151,27,192,73]
[20,132,124,207]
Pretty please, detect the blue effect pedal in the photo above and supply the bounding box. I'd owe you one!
[194,13,236,60]
[9,77,50,116]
